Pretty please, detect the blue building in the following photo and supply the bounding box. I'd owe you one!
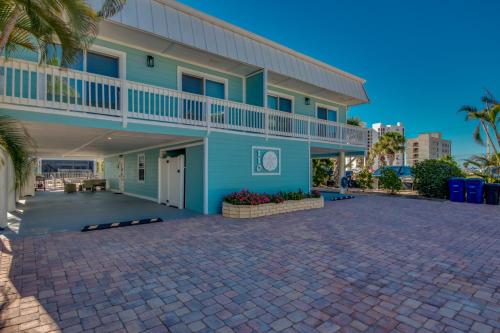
[0,0,369,214]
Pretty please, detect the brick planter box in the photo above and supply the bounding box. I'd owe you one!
[222,197,324,218]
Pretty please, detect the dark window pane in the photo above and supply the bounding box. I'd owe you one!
[267,95,278,110]
[182,74,203,95]
[87,51,119,78]
[279,97,292,112]
[317,107,327,120]
[205,79,225,99]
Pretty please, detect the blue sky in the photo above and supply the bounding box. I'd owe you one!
[178,0,500,161]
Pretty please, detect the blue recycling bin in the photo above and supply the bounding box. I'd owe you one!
[465,178,485,204]
[448,177,465,202]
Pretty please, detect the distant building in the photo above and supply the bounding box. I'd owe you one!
[406,133,451,167]
[368,122,405,169]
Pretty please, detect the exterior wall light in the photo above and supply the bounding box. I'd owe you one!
[146,55,155,67]
[305,97,310,105]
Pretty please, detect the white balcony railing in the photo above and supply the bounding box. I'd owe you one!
[0,59,367,147]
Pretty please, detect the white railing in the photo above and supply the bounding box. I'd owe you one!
[0,58,367,147]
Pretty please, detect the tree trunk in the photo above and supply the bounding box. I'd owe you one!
[481,121,499,155]
[0,7,21,55]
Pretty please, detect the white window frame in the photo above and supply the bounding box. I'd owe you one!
[177,66,228,100]
[267,90,295,113]
[315,102,339,122]
[86,45,126,79]
[137,153,146,183]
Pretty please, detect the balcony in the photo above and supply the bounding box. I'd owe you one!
[0,59,367,147]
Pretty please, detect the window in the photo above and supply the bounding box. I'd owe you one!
[87,51,119,78]
[46,44,84,70]
[138,154,145,182]
[45,45,119,78]
[267,94,292,113]
[317,106,337,122]
[181,72,226,99]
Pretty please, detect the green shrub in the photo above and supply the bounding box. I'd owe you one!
[379,168,402,194]
[356,168,373,190]
[312,159,333,186]
[413,159,464,198]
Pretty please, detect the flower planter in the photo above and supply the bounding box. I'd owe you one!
[222,197,324,218]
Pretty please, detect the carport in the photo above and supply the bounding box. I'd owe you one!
[1,119,204,236]
[6,191,198,237]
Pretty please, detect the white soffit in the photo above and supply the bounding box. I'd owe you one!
[89,0,369,104]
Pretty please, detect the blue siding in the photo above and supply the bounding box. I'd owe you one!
[268,84,347,122]
[103,142,205,214]
[123,149,159,199]
[245,71,264,107]
[207,132,310,214]
[93,39,244,103]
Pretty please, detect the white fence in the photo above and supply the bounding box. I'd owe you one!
[0,58,367,147]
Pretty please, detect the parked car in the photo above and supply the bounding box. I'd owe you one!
[373,166,414,189]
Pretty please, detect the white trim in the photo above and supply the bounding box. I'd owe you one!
[269,83,348,108]
[315,102,339,122]
[177,66,229,100]
[97,36,246,80]
[88,44,127,80]
[251,146,281,176]
[137,153,145,183]
[263,69,268,109]
[203,137,208,214]
[2,103,365,148]
[308,141,311,191]
[242,77,246,104]
[267,90,295,113]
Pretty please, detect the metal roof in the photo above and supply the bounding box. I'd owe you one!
[90,0,369,104]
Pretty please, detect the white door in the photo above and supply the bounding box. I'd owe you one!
[159,155,185,209]
[118,156,125,192]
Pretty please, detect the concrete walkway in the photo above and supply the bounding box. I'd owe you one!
[3,191,198,237]
[0,195,499,332]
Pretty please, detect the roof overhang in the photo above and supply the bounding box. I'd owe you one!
[90,0,369,106]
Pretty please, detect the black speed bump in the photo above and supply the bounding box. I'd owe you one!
[81,217,163,232]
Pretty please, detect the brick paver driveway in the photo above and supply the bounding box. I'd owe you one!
[1,195,499,333]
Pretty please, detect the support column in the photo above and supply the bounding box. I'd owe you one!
[338,151,346,184]
[203,136,209,215]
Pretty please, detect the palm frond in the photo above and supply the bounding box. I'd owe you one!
[0,116,36,189]
[98,0,126,18]
[473,124,485,146]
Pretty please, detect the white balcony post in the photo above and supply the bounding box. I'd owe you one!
[307,117,311,142]
[121,79,128,128]
[206,98,211,134]
[263,68,269,139]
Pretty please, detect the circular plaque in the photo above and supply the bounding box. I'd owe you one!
[262,151,278,171]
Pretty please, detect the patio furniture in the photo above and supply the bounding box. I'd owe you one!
[36,175,46,191]
[64,183,77,193]
[82,179,107,192]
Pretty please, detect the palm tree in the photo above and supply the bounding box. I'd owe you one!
[347,117,362,127]
[459,92,500,156]
[371,132,406,166]
[0,0,125,65]
[0,116,35,190]
[464,153,500,183]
